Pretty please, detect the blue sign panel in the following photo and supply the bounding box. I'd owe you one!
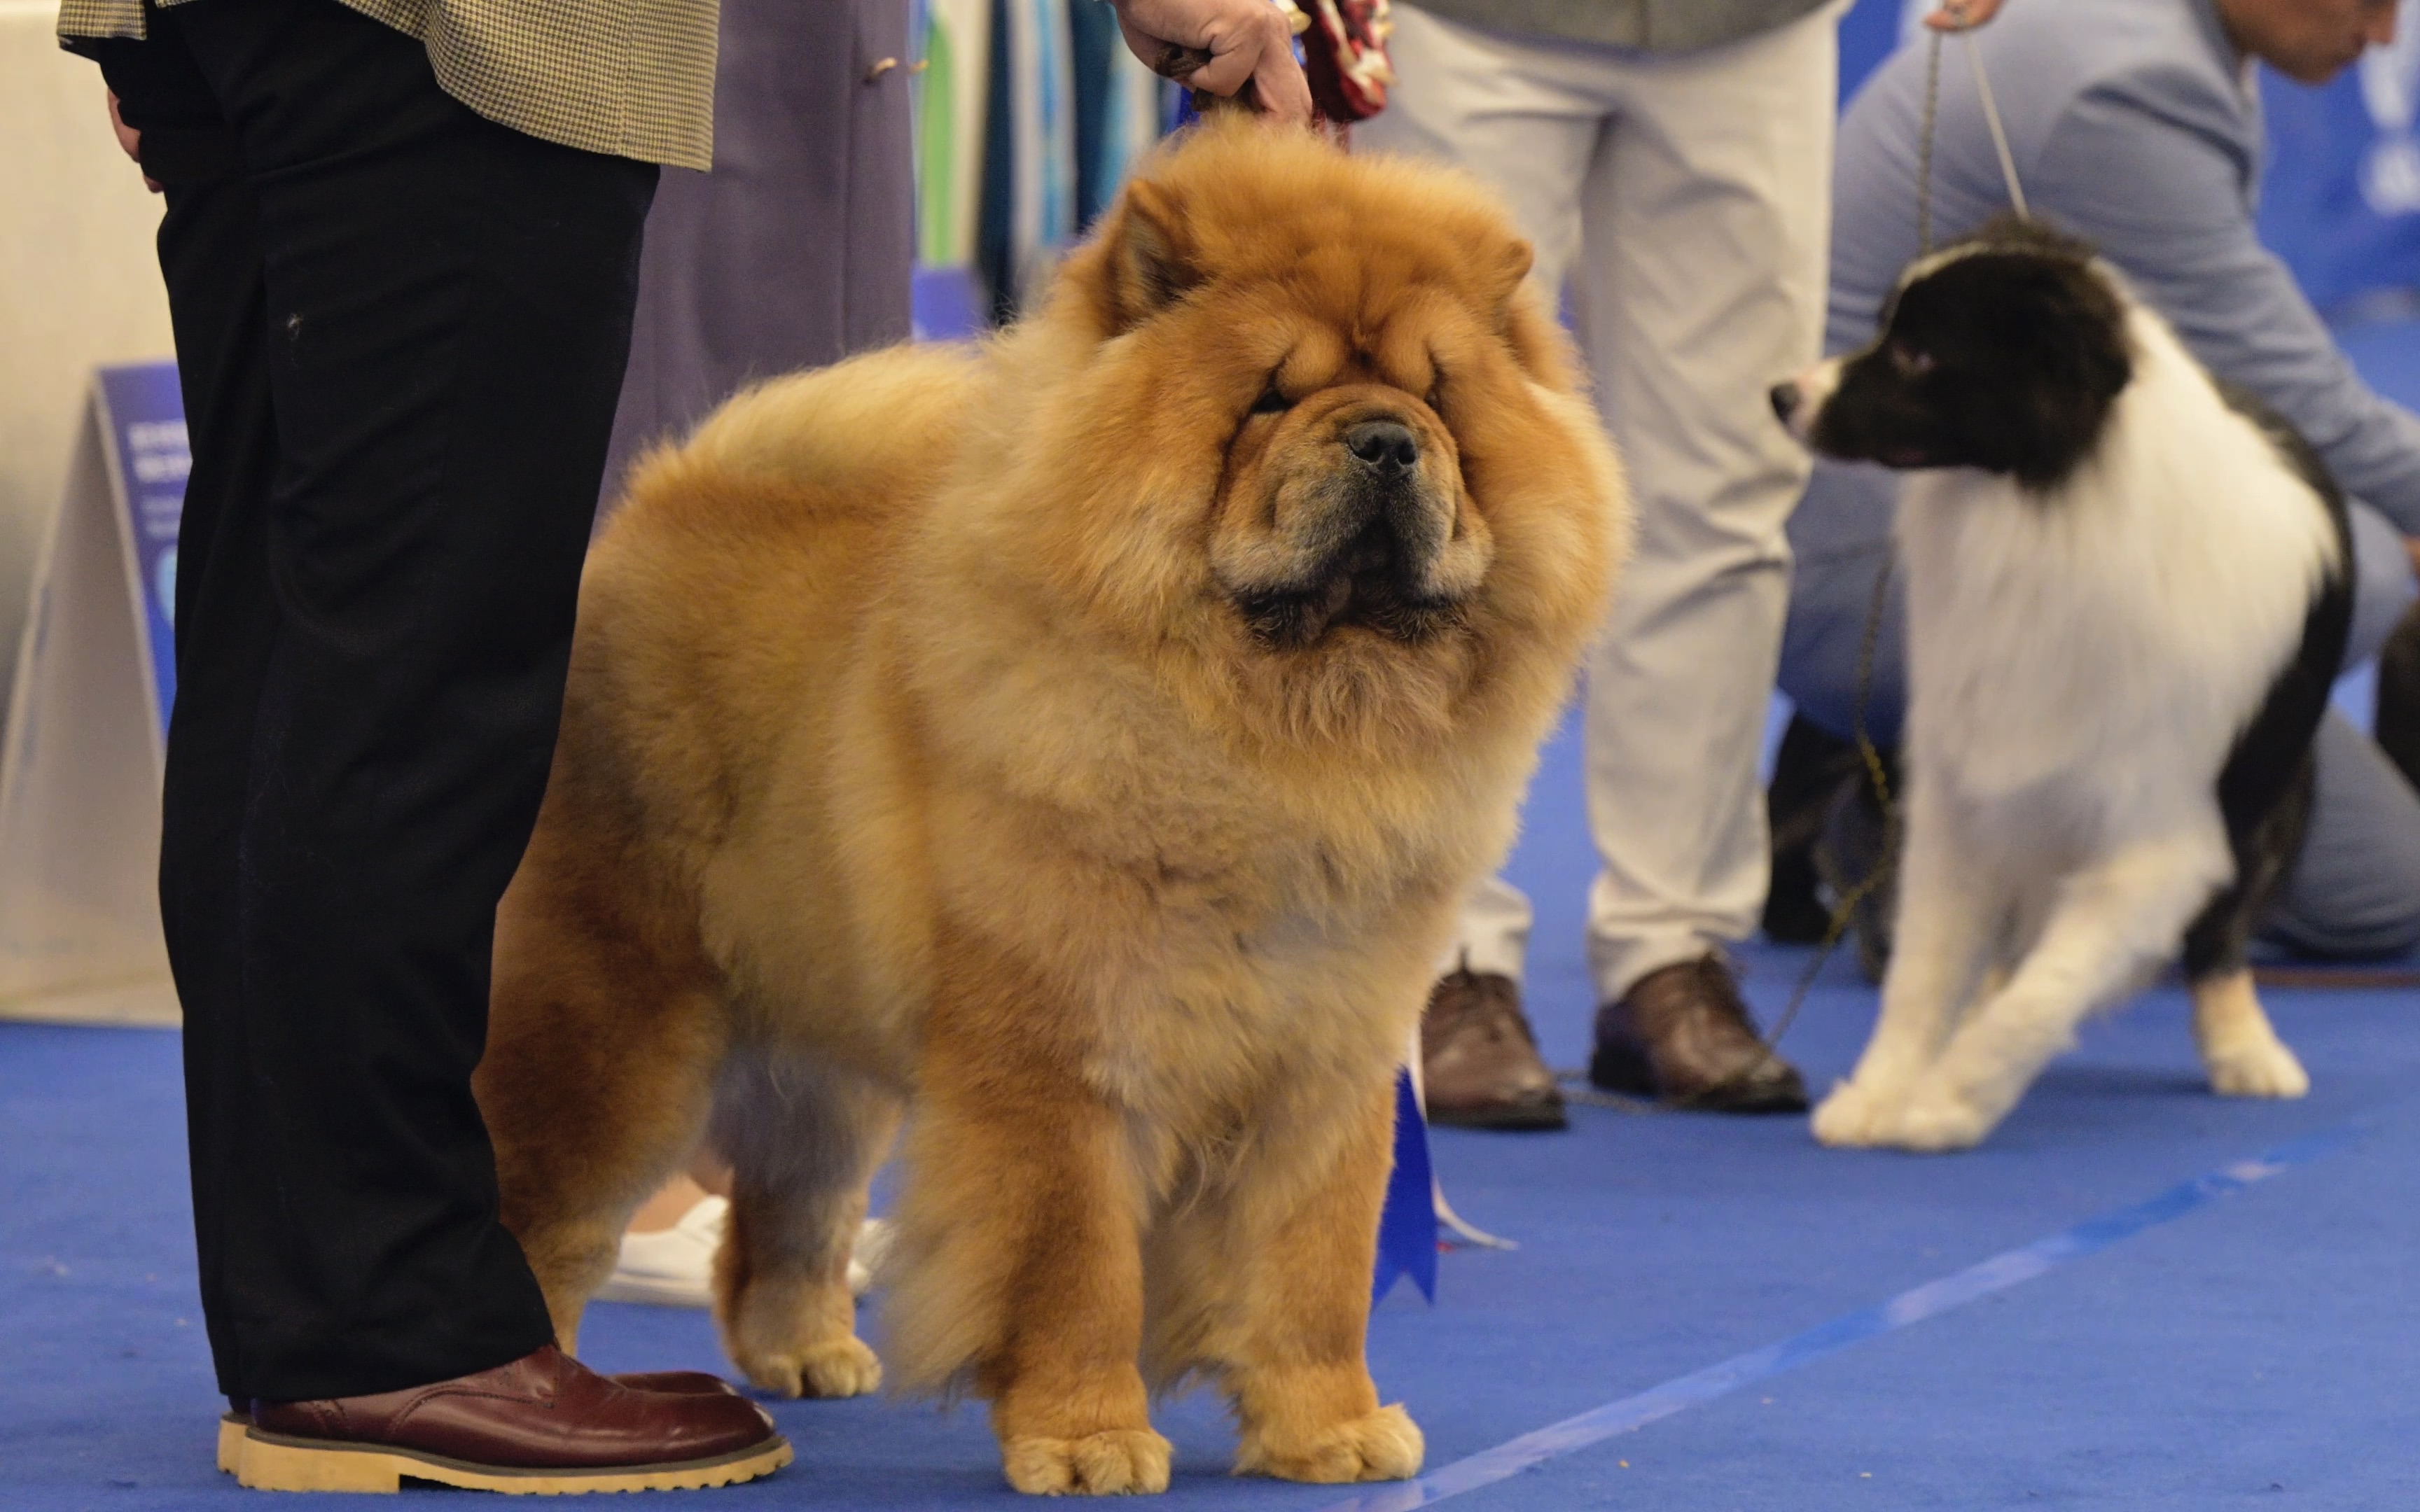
[95,363,186,733]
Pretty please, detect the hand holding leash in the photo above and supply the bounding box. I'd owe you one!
[1115,0,1315,127]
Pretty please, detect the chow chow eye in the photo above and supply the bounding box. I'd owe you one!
[1890,342,1936,377]
[1251,386,1293,415]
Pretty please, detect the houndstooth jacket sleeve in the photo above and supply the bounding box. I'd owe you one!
[58,0,721,170]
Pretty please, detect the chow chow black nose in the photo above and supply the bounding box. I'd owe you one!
[1345,421,1419,478]
[1769,382,1801,424]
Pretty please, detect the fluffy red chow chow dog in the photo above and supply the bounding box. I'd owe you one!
[475,118,1627,1494]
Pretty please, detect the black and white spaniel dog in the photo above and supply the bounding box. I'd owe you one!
[1772,220,2348,1152]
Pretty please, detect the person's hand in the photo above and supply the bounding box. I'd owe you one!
[1111,0,1314,128]
[1922,0,2005,30]
[108,91,163,193]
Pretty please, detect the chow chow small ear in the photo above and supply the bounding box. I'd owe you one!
[1492,238,1535,308]
[1102,178,1202,332]
[1484,236,1570,381]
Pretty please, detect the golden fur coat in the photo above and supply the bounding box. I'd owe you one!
[475,118,1629,1495]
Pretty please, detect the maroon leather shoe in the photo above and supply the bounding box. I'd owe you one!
[217,1368,737,1474]
[232,1345,788,1493]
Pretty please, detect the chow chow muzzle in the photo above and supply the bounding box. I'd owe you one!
[1212,386,1482,649]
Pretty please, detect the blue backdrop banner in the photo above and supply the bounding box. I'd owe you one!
[2258,5,2420,318]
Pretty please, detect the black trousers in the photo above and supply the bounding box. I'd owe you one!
[83,0,658,1404]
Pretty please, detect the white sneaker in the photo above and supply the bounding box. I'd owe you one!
[849,1214,892,1290]
[598,1198,890,1308]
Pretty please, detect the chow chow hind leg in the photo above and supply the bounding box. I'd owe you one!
[478,847,731,1354]
[1154,1075,1424,1485]
[709,1053,900,1398]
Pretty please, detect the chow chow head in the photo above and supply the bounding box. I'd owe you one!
[951,118,1627,752]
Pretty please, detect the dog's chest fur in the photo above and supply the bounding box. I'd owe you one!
[982,713,1489,1122]
[1896,309,2340,849]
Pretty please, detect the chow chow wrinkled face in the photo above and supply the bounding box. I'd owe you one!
[1211,333,1480,653]
[990,120,1620,746]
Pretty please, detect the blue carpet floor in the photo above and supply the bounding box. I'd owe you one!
[8,323,2420,1510]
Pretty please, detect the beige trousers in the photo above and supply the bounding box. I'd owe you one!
[1360,2,1840,1002]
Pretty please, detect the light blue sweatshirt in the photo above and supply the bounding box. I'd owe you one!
[1813,0,2420,536]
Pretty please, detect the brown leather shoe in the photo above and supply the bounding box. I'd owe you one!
[234,1345,788,1493]
[216,1369,736,1474]
[1588,955,1807,1113]
[1421,967,1567,1130]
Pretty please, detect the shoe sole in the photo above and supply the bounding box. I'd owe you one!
[232,1427,792,1494]
[1670,1090,1809,1115]
[1585,1043,1657,1099]
[218,1381,747,1476]
[1587,1049,1807,1114]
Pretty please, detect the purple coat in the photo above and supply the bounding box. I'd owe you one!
[604,0,917,503]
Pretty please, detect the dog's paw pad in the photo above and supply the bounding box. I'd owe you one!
[800,1336,883,1397]
[1236,1404,1424,1485]
[2205,1037,2309,1099]
[1811,1083,1900,1147]
[1003,1429,1172,1496]
[737,1335,882,1399]
[1890,1091,1993,1152]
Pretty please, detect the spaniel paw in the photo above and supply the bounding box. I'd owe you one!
[2204,1035,2309,1100]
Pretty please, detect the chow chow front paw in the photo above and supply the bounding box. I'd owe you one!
[1001,1429,1173,1496]
[1236,1404,1424,1485]
[735,1334,882,1399]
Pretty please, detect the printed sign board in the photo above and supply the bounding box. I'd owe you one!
[100,363,184,729]
[0,363,181,1022]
